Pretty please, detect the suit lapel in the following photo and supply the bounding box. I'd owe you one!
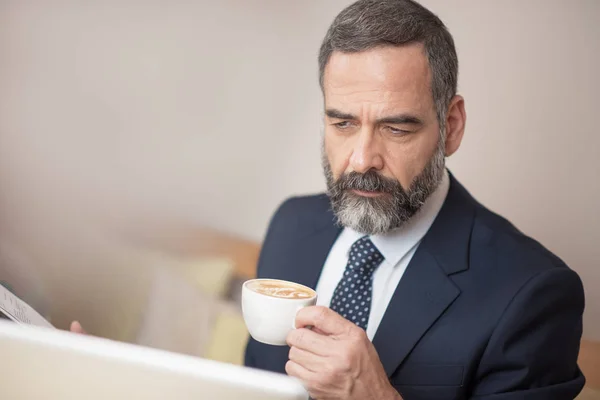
[372,175,476,376]
[372,250,460,375]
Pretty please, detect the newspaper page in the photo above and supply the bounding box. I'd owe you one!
[0,284,54,328]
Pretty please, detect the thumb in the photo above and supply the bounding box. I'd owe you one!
[295,306,350,336]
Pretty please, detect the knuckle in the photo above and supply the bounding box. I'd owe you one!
[318,371,330,385]
[350,326,368,342]
[315,306,329,324]
[295,329,307,345]
[322,369,337,385]
[341,352,353,366]
[339,319,353,334]
[288,329,302,346]
[338,352,354,372]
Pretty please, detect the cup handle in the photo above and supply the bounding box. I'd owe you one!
[292,306,303,329]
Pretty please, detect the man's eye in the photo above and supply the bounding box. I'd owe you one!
[387,126,410,135]
[334,121,353,129]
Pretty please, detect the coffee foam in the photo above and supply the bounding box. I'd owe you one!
[248,280,315,299]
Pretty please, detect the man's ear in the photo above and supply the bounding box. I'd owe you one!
[444,95,466,157]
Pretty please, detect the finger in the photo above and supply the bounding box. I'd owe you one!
[285,359,315,382]
[70,321,87,335]
[286,360,326,400]
[288,346,329,373]
[295,306,353,336]
[310,326,326,335]
[286,328,332,356]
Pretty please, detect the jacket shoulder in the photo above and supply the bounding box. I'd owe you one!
[256,193,334,276]
[470,203,575,286]
[266,193,332,234]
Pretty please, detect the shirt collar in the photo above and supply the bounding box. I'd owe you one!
[345,169,450,267]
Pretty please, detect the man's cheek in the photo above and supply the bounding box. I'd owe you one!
[329,153,354,179]
[325,156,345,181]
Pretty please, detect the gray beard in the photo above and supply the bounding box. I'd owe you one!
[323,140,446,235]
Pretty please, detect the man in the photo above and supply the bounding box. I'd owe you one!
[244,0,585,399]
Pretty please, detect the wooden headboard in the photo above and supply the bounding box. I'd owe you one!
[581,339,600,389]
[198,230,260,280]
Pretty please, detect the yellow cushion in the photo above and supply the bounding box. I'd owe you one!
[204,305,248,365]
[178,257,235,298]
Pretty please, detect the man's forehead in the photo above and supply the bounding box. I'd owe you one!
[323,44,431,97]
[322,44,433,115]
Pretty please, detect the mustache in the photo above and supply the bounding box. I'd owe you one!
[336,170,403,194]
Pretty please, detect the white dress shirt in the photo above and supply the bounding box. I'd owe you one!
[315,170,450,339]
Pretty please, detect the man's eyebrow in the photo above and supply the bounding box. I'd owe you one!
[325,109,423,126]
[377,114,424,125]
[325,109,357,120]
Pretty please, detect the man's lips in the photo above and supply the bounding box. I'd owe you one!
[350,189,386,198]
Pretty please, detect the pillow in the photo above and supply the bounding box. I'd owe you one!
[134,265,218,358]
[204,301,248,365]
[177,257,235,298]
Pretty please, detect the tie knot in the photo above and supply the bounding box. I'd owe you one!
[348,236,384,272]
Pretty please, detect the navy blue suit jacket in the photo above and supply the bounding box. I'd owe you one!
[244,176,585,399]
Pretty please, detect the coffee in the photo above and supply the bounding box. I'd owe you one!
[248,280,315,300]
[242,278,318,345]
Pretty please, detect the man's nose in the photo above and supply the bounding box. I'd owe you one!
[348,129,384,174]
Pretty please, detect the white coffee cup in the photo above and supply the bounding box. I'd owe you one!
[242,279,318,346]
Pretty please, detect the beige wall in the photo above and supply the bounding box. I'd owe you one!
[0,1,598,339]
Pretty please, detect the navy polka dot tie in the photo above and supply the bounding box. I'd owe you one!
[330,236,384,330]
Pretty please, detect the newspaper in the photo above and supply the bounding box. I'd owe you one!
[0,284,54,328]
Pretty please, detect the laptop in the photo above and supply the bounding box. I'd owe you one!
[0,319,307,399]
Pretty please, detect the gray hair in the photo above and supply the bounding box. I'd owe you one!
[318,0,458,126]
